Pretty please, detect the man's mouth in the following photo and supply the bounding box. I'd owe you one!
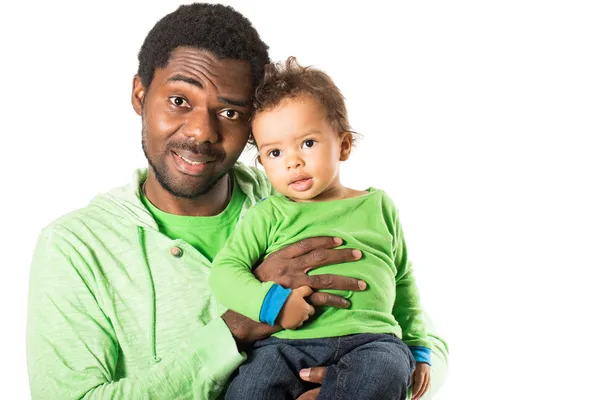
[172,150,216,165]
[171,150,218,176]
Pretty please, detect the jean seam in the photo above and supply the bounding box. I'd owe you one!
[334,357,349,400]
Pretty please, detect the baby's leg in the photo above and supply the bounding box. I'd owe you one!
[225,336,336,400]
[318,333,416,400]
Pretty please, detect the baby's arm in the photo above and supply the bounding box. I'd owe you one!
[210,203,286,322]
[392,238,432,363]
[385,200,432,365]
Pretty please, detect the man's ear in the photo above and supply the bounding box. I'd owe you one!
[339,132,353,161]
[131,75,146,116]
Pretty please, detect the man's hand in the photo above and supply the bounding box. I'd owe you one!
[221,310,279,351]
[411,362,431,400]
[277,286,315,329]
[296,367,327,400]
[253,236,366,308]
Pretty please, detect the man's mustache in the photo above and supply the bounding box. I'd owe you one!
[167,141,224,159]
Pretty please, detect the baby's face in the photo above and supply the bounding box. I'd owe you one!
[252,95,347,202]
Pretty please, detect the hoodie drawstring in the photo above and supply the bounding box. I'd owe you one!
[137,226,160,362]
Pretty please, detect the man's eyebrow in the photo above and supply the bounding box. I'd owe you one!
[166,75,249,107]
[167,74,203,88]
[217,96,250,108]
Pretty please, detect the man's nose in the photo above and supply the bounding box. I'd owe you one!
[182,109,218,143]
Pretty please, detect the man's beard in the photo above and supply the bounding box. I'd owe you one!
[142,130,227,199]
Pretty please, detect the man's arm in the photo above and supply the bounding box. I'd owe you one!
[27,227,244,400]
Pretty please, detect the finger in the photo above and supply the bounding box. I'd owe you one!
[295,285,314,297]
[296,248,362,273]
[307,305,315,316]
[417,372,429,399]
[299,366,327,384]
[296,388,321,400]
[276,237,343,259]
[412,373,423,400]
[307,273,366,291]
[422,373,431,398]
[307,292,351,309]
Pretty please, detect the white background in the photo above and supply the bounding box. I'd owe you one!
[1,1,599,398]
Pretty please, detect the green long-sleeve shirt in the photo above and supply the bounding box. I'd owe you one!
[210,189,431,349]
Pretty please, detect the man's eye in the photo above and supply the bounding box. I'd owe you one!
[268,149,281,158]
[169,96,190,108]
[302,139,316,148]
[219,109,241,120]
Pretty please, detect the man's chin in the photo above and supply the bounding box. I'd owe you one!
[161,168,230,198]
[161,178,217,199]
[148,155,232,198]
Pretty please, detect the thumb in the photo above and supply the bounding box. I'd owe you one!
[294,285,314,298]
[299,366,327,384]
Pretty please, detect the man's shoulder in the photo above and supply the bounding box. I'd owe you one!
[232,162,275,203]
[38,169,149,246]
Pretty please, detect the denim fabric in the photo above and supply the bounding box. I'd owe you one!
[226,333,416,400]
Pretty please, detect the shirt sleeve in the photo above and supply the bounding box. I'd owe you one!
[210,201,279,322]
[388,204,433,363]
[27,227,245,400]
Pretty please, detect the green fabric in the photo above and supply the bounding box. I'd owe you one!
[210,189,431,348]
[26,163,273,400]
[140,175,245,262]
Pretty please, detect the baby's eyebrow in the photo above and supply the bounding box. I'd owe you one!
[258,140,280,149]
[259,129,325,149]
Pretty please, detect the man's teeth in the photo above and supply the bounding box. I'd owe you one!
[178,153,208,165]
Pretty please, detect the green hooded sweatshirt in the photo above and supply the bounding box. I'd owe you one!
[27,163,448,399]
[26,163,272,400]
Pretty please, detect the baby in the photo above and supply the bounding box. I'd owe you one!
[210,57,431,400]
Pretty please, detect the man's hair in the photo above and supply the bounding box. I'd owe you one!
[137,3,270,89]
[251,56,356,146]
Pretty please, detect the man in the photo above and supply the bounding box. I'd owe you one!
[26,3,448,399]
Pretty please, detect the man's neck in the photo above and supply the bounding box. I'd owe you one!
[143,172,231,217]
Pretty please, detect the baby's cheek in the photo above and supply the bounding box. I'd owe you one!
[267,171,289,194]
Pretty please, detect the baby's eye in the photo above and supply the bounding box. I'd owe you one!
[169,96,190,108]
[302,139,316,149]
[268,149,281,158]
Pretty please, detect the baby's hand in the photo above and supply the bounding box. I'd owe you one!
[411,362,431,400]
[277,286,315,329]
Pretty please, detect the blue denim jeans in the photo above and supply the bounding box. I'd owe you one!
[225,333,416,400]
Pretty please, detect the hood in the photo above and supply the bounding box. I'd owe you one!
[87,162,273,230]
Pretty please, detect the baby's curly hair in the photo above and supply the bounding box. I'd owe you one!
[137,3,270,90]
[250,57,357,146]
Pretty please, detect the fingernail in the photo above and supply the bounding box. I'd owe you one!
[300,368,310,379]
[352,249,362,259]
[334,237,343,245]
[358,280,367,290]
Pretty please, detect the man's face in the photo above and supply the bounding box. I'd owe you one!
[133,47,253,198]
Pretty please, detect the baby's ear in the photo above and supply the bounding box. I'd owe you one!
[339,132,353,161]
